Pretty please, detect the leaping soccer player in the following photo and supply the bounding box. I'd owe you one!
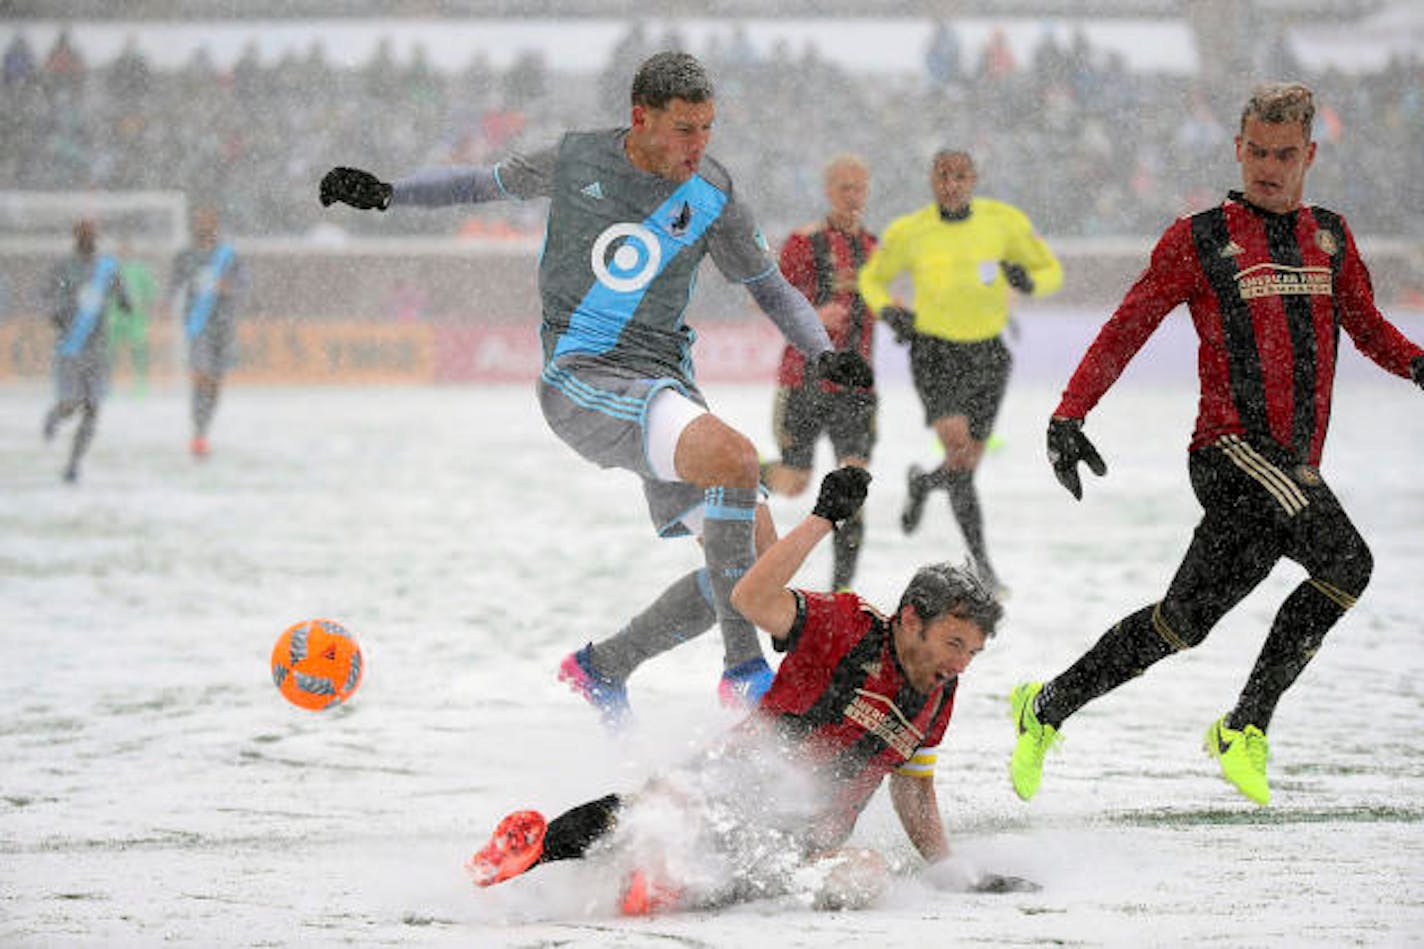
[320,51,873,722]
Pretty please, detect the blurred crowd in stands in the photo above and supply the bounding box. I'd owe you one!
[3,22,1421,241]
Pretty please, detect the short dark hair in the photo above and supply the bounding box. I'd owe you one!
[897,562,1002,637]
[631,51,714,109]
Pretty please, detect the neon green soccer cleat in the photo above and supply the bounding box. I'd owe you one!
[1204,717,1270,805]
[1009,682,1061,802]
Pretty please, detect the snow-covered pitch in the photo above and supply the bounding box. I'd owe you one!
[4,324,1422,945]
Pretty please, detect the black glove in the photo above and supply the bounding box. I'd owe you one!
[879,305,916,344]
[812,466,871,525]
[1412,354,1424,391]
[815,350,874,389]
[320,167,393,210]
[1046,416,1107,500]
[1001,261,1034,294]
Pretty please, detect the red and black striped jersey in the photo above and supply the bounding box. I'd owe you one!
[1057,192,1422,465]
[750,589,956,851]
[775,221,878,390]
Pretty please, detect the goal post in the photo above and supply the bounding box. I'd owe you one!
[0,190,188,257]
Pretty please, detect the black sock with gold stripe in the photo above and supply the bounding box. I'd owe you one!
[1038,605,1174,730]
[1227,581,1348,733]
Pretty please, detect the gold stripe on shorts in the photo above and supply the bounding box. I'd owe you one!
[1218,435,1308,516]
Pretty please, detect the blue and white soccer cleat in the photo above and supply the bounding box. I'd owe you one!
[718,656,774,709]
[558,644,631,728]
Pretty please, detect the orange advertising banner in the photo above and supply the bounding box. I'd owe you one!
[231,323,436,385]
[1,319,789,385]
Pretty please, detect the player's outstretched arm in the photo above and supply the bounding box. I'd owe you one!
[745,269,834,362]
[321,165,509,211]
[731,467,871,642]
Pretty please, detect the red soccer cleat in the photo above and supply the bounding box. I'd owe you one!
[190,436,210,459]
[465,810,547,887]
[619,867,684,916]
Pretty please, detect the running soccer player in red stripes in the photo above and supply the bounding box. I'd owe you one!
[1010,81,1424,807]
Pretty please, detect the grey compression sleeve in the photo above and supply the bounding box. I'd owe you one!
[390,166,506,208]
[745,269,832,359]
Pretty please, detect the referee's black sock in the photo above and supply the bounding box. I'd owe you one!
[917,464,953,492]
[944,469,996,582]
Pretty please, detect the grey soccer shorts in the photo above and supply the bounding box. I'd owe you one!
[188,326,237,376]
[53,353,108,405]
[538,355,711,538]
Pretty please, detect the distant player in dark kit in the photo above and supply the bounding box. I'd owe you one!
[319,52,873,720]
[42,218,130,483]
[859,150,1061,596]
[1010,82,1424,807]
[463,468,1031,914]
[763,153,879,590]
[169,206,248,459]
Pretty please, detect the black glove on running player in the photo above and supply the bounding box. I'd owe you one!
[1046,416,1107,500]
[815,350,875,389]
[812,466,872,526]
[879,305,916,344]
[1412,354,1424,391]
[320,167,393,210]
[1000,261,1034,294]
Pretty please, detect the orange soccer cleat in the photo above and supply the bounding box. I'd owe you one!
[465,810,547,887]
[619,867,684,916]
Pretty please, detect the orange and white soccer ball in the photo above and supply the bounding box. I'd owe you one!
[270,619,364,710]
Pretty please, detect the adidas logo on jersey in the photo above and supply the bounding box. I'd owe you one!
[581,182,605,200]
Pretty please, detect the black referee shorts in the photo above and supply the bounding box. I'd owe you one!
[909,334,1011,440]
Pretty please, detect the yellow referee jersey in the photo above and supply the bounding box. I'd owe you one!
[858,199,1062,342]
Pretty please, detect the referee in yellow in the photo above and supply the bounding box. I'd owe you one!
[859,150,1061,597]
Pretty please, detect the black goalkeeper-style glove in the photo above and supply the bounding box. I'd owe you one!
[1046,416,1107,500]
[812,466,872,526]
[1001,261,1034,294]
[1412,354,1424,391]
[815,350,874,389]
[320,167,393,210]
[879,305,916,344]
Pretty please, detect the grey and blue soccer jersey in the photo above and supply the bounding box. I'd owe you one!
[47,254,124,401]
[170,245,248,375]
[394,128,831,384]
[390,129,832,536]
[499,129,782,382]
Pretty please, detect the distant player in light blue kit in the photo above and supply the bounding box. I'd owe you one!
[321,51,873,720]
[42,218,130,483]
[168,206,247,459]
